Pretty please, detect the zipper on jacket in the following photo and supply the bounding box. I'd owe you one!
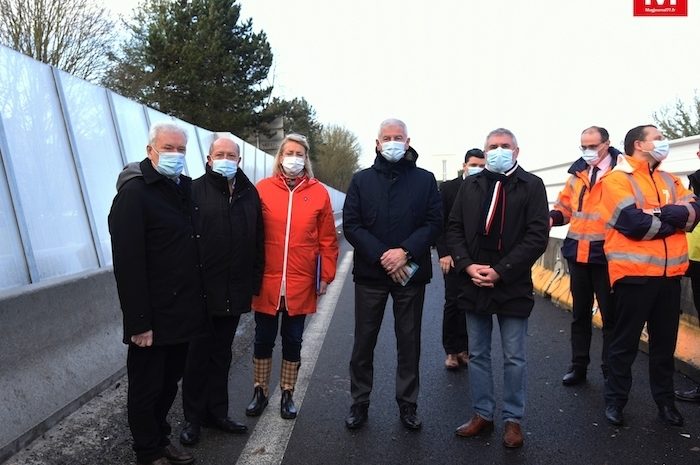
[278,178,307,310]
[648,165,668,275]
[577,185,587,212]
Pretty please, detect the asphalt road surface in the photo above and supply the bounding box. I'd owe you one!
[6,240,700,465]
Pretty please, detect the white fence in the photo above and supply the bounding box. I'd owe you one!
[0,45,346,292]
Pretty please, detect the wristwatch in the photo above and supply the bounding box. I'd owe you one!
[652,208,661,217]
[401,248,412,261]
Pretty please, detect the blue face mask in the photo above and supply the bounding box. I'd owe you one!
[155,152,185,178]
[212,159,238,179]
[649,140,670,162]
[466,166,484,176]
[380,141,406,162]
[486,148,515,174]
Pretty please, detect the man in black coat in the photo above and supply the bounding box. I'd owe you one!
[109,122,207,465]
[179,134,264,445]
[343,118,442,431]
[436,148,485,369]
[447,128,548,449]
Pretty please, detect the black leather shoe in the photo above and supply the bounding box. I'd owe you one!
[399,404,422,431]
[605,404,624,426]
[562,367,586,386]
[658,404,684,427]
[136,458,170,465]
[345,402,369,430]
[245,386,268,417]
[675,386,700,402]
[163,443,195,464]
[208,417,248,434]
[281,389,297,419]
[178,422,200,446]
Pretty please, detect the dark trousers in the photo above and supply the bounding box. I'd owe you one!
[254,306,306,362]
[182,315,240,424]
[442,271,467,354]
[687,260,700,311]
[605,278,681,408]
[349,283,425,407]
[568,261,615,371]
[127,342,188,464]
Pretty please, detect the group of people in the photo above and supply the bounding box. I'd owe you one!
[108,119,700,464]
[342,121,549,450]
[550,125,700,429]
[109,123,338,465]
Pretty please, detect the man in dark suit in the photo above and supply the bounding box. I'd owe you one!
[179,134,264,445]
[109,122,207,465]
[436,148,485,369]
[343,118,442,431]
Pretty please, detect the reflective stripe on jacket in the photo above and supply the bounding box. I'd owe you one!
[550,152,619,264]
[599,155,699,286]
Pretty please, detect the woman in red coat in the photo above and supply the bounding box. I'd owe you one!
[245,133,339,419]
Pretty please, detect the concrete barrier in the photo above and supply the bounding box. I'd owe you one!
[0,269,125,463]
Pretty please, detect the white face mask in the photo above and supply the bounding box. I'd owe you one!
[281,156,305,176]
[581,148,600,165]
[380,141,406,162]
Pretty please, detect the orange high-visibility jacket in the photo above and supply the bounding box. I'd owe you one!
[551,155,618,264]
[252,175,339,316]
[599,155,699,287]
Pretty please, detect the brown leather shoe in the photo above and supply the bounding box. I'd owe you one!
[456,351,469,365]
[503,421,524,448]
[163,443,194,465]
[455,414,494,437]
[445,354,459,370]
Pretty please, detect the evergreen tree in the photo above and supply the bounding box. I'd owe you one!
[257,97,323,161]
[104,0,272,135]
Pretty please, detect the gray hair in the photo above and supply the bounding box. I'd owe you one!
[484,128,518,148]
[208,132,240,156]
[378,118,408,138]
[272,133,314,178]
[148,121,188,146]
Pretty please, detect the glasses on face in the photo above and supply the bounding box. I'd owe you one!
[580,142,606,152]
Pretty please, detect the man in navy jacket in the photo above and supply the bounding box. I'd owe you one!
[343,118,442,431]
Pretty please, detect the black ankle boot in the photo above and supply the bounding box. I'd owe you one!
[245,386,268,417]
[281,389,297,419]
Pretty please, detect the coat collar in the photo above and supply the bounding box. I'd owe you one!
[204,164,253,192]
[612,154,660,175]
[372,146,419,174]
[567,146,622,175]
[139,157,192,187]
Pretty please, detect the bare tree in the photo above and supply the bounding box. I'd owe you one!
[314,125,361,192]
[652,91,700,139]
[0,0,117,81]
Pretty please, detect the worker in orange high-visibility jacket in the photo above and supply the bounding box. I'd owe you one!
[597,124,700,429]
[550,126,622,387]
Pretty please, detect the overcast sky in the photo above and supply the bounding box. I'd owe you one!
[105,0,700,175]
